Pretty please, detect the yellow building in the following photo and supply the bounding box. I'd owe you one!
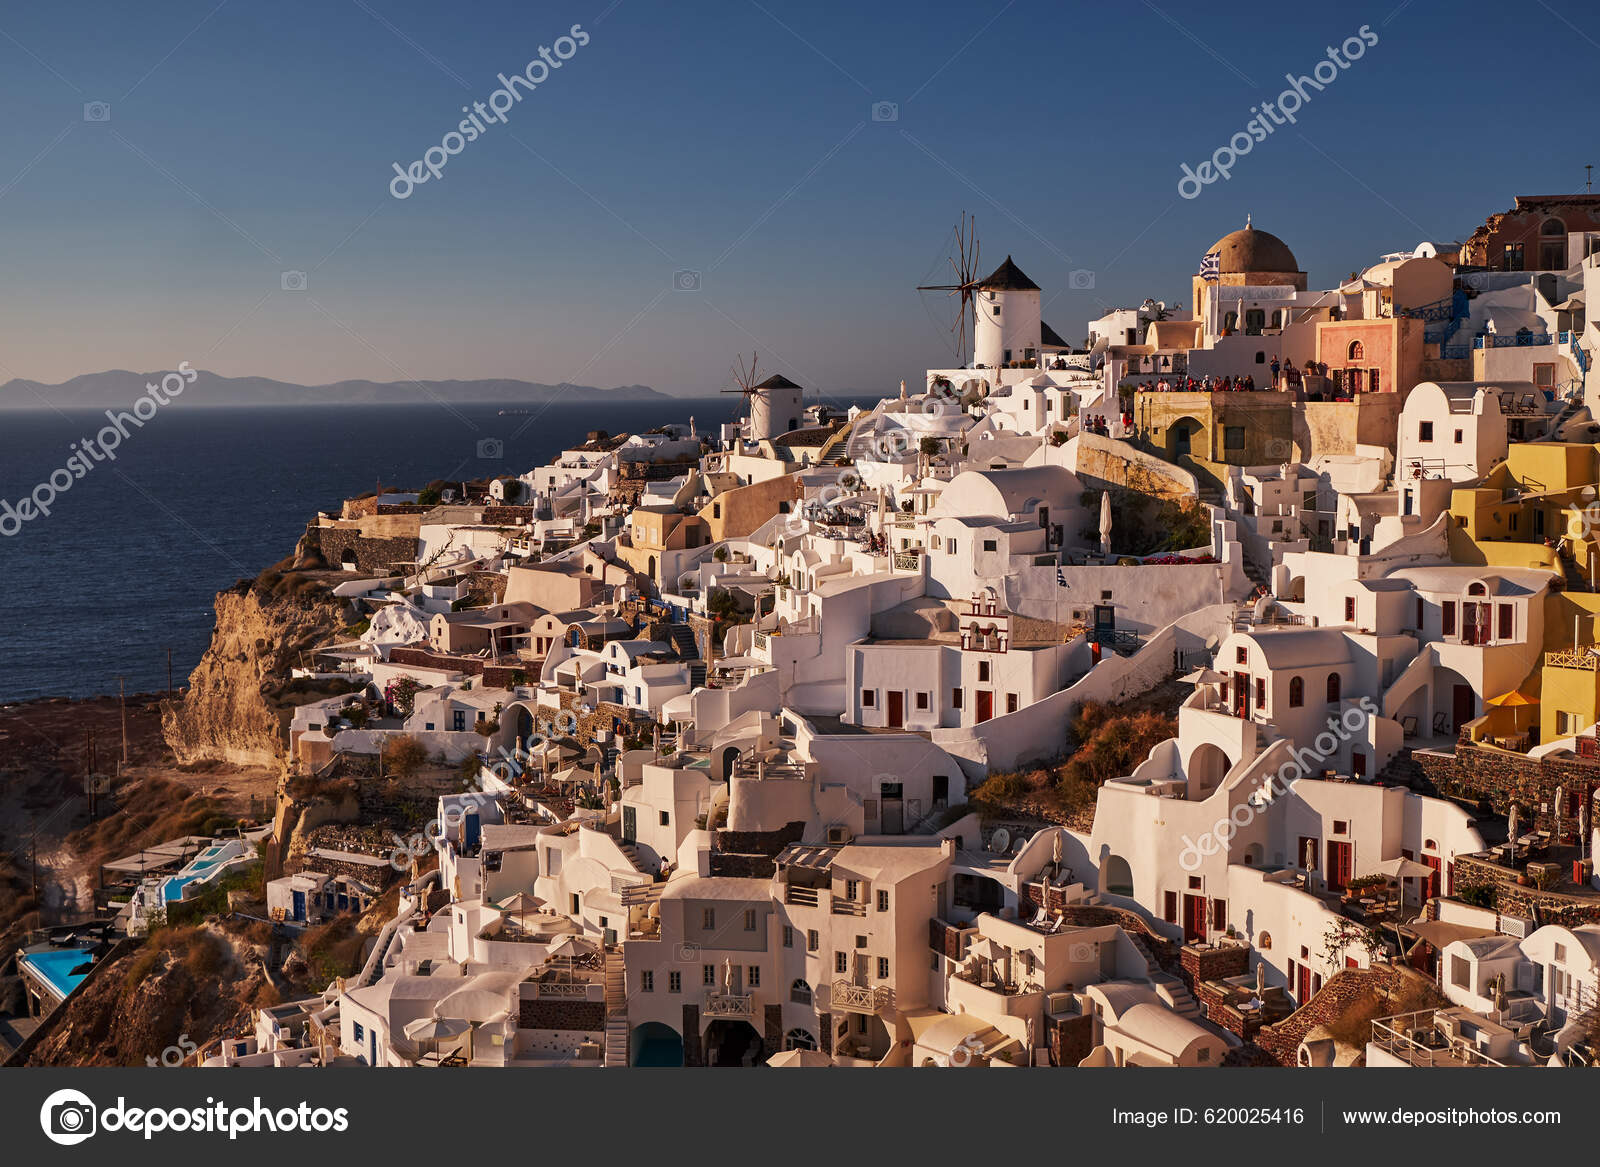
[1540,646,1600,745]
[1447,441,1600,577]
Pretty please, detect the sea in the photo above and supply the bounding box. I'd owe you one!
[0,396,873,704]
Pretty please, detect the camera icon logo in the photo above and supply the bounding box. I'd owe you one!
[40,1088,97,1146]
[83,102,111,123]
[673,270,701,292]
[1069,269,1096,290]
[948,1033,985,1067]
[476,437,505,459]
[676,941,701,962]
[280,270,307,292]
[870,101,899,123]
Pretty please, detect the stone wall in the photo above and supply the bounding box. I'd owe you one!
[385,646,529,689]
[315,529,418,574]
[1179,942,1249,987]
[1415,741,1600,830]
[681,1004,703,1066]
[714,822,805,857]
[1254,962,1420,1066]
[1049,1012,1095,1068]
[517,999,605,1031]
[1451,853,1600,927]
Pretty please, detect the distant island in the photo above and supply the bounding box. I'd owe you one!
[0,369,670,410]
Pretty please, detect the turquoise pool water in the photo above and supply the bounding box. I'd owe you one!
[21,948,94,998]
[163,873,206,902]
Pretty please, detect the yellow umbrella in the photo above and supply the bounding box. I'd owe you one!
[1486,690,1536,707]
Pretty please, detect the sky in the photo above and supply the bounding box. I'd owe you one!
[0,0,1595,398]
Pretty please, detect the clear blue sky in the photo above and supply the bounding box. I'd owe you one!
[0,0,1594,396]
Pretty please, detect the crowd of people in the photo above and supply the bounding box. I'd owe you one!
[1082,413,1130,436]
[1143,373,1262,392]
[1134,356,1338,394]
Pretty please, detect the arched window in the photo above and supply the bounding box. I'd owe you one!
[1259,932,1272,950]
[1423,838,1437,852]
[785,1028,817,1050]
[790,979,812,1005]
[1541,217,1567,236]
[1289,676,1304,707]
[1347,340,1365,361]
[1223,311,1238,332]
[1326,673,1341,703]
[1467,582,1487,596]
[1270,309,1283,329]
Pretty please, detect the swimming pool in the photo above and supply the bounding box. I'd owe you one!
[20,947,95,999]
[163,873,206,902]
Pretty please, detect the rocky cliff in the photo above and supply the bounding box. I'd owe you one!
[162,569,349,769]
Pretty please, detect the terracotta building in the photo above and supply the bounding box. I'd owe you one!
[1461,194,1600,272]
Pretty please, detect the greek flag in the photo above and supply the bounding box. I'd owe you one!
[1198,250,1221,281]
[1057,566,1069,587]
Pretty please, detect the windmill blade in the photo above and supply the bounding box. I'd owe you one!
[723,351,762,395]
[916,213,981,366]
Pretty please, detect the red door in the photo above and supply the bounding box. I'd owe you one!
[1296,963,1312,1003]
[1327,841,1353,891]
[887,690,904,728]
[1182,894,1206,942]
[975,690,993,722]
[1422,854,1442,899]
[1452,685,1474,732]
[1233,672,1250,717]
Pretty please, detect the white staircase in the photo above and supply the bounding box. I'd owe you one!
[1152,972,1203,1020]
[604,949,629,1067]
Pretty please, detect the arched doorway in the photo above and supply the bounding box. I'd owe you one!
[630,1022,683,1067]
[1103,855,1134,897]
[1188,743,1231,798]
[704,1018,763,1067]
[1168,417,1204,459]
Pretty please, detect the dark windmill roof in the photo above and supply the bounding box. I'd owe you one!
[977,256,1040,291]
[754,374,803,390]
[1041,321,1070,348]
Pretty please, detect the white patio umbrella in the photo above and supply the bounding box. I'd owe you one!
[547,933,593,972]
[767,1047,831,1068]
[1099,491,1113,556]
[497,891,546,930]
[1372,856,1435,881]
[968,936,1006,984]
[404,1015,469,1042]
[1507,803,1520,846]
[403,1015,469,1060]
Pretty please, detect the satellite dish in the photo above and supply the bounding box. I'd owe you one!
[989,827,1011,854]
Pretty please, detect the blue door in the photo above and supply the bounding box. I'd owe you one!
[292,890,306,920]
